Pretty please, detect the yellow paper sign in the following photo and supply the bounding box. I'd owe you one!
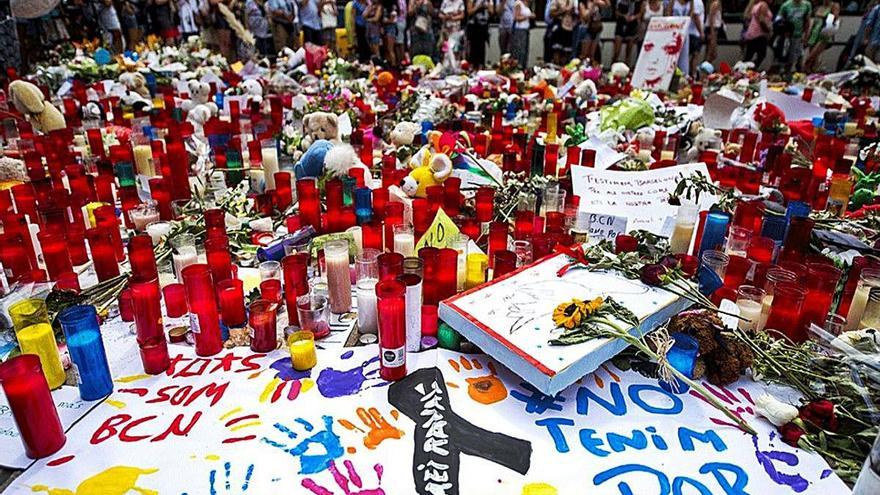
[230,61,245,73]
[415,208,461,250]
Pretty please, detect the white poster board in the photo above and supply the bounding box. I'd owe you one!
[632,17,690,91]
[571,163,715,235]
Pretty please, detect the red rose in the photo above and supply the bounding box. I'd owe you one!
[779,422,805,447]
[615,235,638,254]
[659,255,681,271]
[640,264,669,287]
[674,254,699,278]
[799,399,839,432]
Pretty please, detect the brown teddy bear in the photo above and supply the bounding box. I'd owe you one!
[301,112,339,149]
[8,80,66,133]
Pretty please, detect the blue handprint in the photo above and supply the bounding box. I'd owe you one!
[209,462,254,494]
[262,416,344,474]
[315,352,388,398]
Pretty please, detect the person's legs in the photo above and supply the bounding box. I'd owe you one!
[499,27,511,55]
[356,24,369,61]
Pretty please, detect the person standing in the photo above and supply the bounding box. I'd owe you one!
[671,0,703,77]
[382,0,399,65]
[511,0,534,67]
[408,0,436,59]
[439,0,465,59]
[613,0,641,67]
[703,0,723,65]
[247,0,275,54]
[300,0,324,44]
[178,0,202,40]
[394,0,407,63]
[119,1,143,48]
[777,0,812,72]
[320,0,338,50]
[638,0,662,47]
[742,0,772,68]
[269,0,299,50]
[466,0,492,67]
[497,0,515,56]
[848,0,879,63]
[365,0,383,60]
[96,0,124,52]
[548,0,577,64]
[146,0,177,42]
[352,0,370,60]
[803,0,840,72]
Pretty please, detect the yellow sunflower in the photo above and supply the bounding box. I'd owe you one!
[552,297,605,329]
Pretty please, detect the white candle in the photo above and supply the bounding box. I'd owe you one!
[403,277,422,352]
[846,284,872,332]
[173,248,198,281]
[346,226,364,256]
[758,294,773,331]
[262,143,279,191]
[145,222,172,245]
[394,233,414,257]
[325,240,352,314]
[356,278,378,334]
[130,209,160,232]
[736,299,763,331]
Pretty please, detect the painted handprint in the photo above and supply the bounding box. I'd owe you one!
[208,461,255,494]
[301,460,385,495]
[31,466,158,495]
[316,351,388,398]
[259,358,315,404]
[262,416,344,474]
[338,407,403,449]
[688,382,756,429]
[447,356,508,405]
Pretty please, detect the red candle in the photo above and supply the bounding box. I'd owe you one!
[281,253,310,324]
[443,177,462,216]
[799,263,842,334]
[419,247,440,305]
[781,216,815,262]
[425,186,444,216]
[163,283,188,318]
[93,206,125,261]
[412,199,430,238]
[165,140,192,200]
[260,278,282,304]
[746,236,775,264]
[545,211,565,234]
[37,231,72,281]
[360,129,373,167]
[149,178,173,220]
[204,209,226,238]
[765,283,808,342]
[488,222,508,266]
[127,235,158,281]
[376,279,406,381]
[580,148,596,168]
[130,277,165,344]
[372,188,389,221]
[362,219,384,251]
[205,236,233,283]
[378,253,404,281]
[421,305,439,337]
[0,355,66,459]
[493,250,517,278]
[86,227,121,281]
[475,187,495,223]
[723,255,750,289]
[217,278,247,327]
[296,178,321,232]
[274,172,293,210]
[437,248,458,300]
[459,218,480,241]
[248,300,278,352]
[181,264,223,356]
[384,202,404,251]
[544,143,559,176]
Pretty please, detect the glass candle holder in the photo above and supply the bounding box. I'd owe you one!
[324,240,352,314]
[493,250,517,278]
[181,264,223,356]
[86,227,121,282]
[205,236,233,283]
[697,212,730,260]
[127,234,159,281]
[823,314,846,336]
[357,278,379,334]
[37,231,73,281]
[217,278,247,327]
[846,269,880,332]
[465,253,489,289]
[488,222,509,265]
[800,263,842,332]
[0,355,66,459]
[378,252,404,281]
[669,204,699,255]
[129,201,160,232]
[288,330,318,371]
[129,278,168,375]
[58,305,113,400]
[296,293,331,339]
[170,233,198,281]
[437,248,459,300]
[736,285,765,332]
[474,187,494,223]
[392,224,415,258]
[723,255,750,289]
[512,239,533,266]
[163,283,188,318]
[746,236,776,264]
[356,249,380,282]
[9,299,66,390]
[362,219,383,251]
[397,274,423,352]
[282,253,310,324]
[376,279,407,381]
[764,283,808,342]
[725,226,752,257]
[249,300,278,352]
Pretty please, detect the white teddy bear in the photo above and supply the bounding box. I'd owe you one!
[610,62,630,80]
[181,80,219,135]
[240,79,263,105]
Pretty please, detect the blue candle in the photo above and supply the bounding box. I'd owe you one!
[697,212,730,260]
[58,305,113,401]
[785,201,811,223]
[660,332,699,394]
[760,214,787,249]
[355,187,373,225]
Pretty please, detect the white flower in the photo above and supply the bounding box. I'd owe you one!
[754,394,799,427]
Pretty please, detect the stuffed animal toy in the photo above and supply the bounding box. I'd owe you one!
[8,80,66,133]
[685,127,723,162]
[240,79,264,105]
[400,152,453,198]
[181,80,219,134]
[610,62,630,80]
[294,139,335,179]
[324,143,374,187]
[575,79,597,101]
[301,112,339,149]
[390,122,421,147]
[119,71,150,98]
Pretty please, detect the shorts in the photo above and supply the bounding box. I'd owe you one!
[614,20,638,39]
[384,23,397,37]
[367,23,381,44]
[689,34,702,54]
[395,19,406,44]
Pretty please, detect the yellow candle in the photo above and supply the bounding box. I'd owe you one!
[133,144,155,176]
[465,253,489,290]
[16,323,66,389]
[288,331,317,371]
[545,112,557,145]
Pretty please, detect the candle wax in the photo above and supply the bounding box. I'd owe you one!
[847,284,871,332]
[17,324,66,389]
[65,330,113,400]
[669,222,695,254]
[357,279,379,334]
[289,338,317,371]
[736,299,763,332]
[393,233,414,257]
[173,249,198,281]
[262,147,279,190]
[326,249,352,314]
[133,144,155,176]
[758,294,773,331]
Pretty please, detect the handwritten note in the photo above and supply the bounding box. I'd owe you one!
[571,163,714,234]
[415,208,462,250]
[586,213,628,241]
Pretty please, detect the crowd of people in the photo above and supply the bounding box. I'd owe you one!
[6,0,879,75]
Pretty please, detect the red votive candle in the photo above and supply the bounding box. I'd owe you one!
[181,264,223,356]
[376,279,406,381]
[296,178,321,232]
[544,143,559,176]
[130,278,164,343]
[747,236,776,264]
[580,148,596,168]
[217,278,247,327]
[493,250,517,278]
[163,283,188,318]
[443,177,462,216]
[799,263,842,335]
[260,279,282,304]
[475,187,495,223]
[514,210,535,240]
[765,283,807,342]
[488,222,508,266]
[86,227,121,281]
[127,234,158,281]
[384,202,404,250]
[615,234,638,253]
[282,253,309,324]
[419,247,439,305]
[412,199,430,238]
[66,224,89,266]
[421,305,439,337]
[723,255,750,289]
[0,355,66,459]
[149,178,172,220]
[204,208,226,239]
[545,211,565,234]
[362,220,384,251]
[378,253,404,281]
[780,216,815,262]
[437,248,458,300]
[459,218,480,242]
[248,300,278,352]
[94,206,125,261]
[118,288,134,322]
[205,236,233,283]
[274,172,293,210]
[37,231,72,281]
[372,188,389,221]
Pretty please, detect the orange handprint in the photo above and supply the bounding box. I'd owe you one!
[448,356,508,405]
[339,407,404,449]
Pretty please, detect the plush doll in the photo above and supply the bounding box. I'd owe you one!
[390,122,421,147]
[400,152,453,198]
[685,127,723,162]
[119,71,151,98]
[301,112,339,149]
[181,80,219,134]
[324,143,374,187]
[294,139,335,179]
[610,62,630,80]
[8,80,66,133]
[240,79,264,105]
[575,79,597,101]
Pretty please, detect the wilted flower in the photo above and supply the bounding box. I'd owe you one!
[754,394,799,427]
[779,422,806,447]
[799,399,839,432]
[552,297,604,330]
[640,264,669,287]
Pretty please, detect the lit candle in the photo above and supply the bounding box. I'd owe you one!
[736,286,765,332]
[393,224,414,257]
[357,278,378,334]
[324,240,352,313]
[288,331,318,371]
[171,234,198,281]
[261,140,279,191]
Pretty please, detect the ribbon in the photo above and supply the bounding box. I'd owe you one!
[555,244,590,277]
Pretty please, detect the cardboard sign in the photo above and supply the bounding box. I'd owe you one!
[415,208,462,251]
[586,213,628,241]
[632,17,690,91]
[571,163,715,235]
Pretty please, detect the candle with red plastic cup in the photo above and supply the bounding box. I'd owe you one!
[205,236,233,283]
[418,247,439,305]
[85,227,121,281]
[437,248,458,300]
[799,263,842,335]
[260,279,282,304]
[127,234,158,281]
[204,208,226,237]
[723,255,750,289]
[376,279,407,381]
[282,253,310,324]
[493,250,517,278]
[565,147,580,171]
[615,234,638,253]
[94,206,125,261]
[747,236,775,264]
[362,219,383,251]
[148,178,173,220]
[248,300,278,352]
[544,143,559,176]
[384,202,404,250]
[36,231,72,281]
[781,216,815,262]
[475,187,495,223]
[0,355,66,459]
[412,199,431,238]
[514,210,534,240]
[372,188,388,221]
[130,278,164,343]
[297,178,321,232]
[163,283,188,318]
[378,253,404,281]
[488,222,508,266]
[443,177,462,216]
[765,283,808,342]
[181,264,223,356]
[217,278,247,327]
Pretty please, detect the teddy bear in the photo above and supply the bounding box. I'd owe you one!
[301,112,339,149]
[181,80,219,135]
[575,79,597,101]
[240,78,264,105]
[685,127,723,162]
[119,71,151,98]
[400,152,453,198]
[8,80,66,133]
[610,62,630,81]
[295,139,335,179]
[390,122,421,147]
